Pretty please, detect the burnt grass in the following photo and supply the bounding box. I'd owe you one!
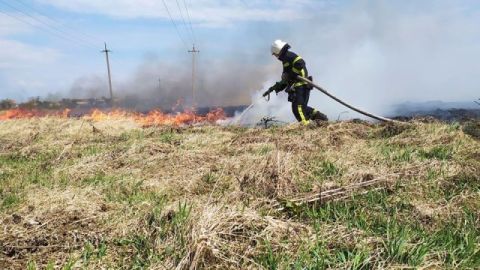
[0,118,479,269]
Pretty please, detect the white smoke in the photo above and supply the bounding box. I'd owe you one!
[221,80,296,126]
[229,0,480,124]
[5,0,479,121]
[291,0,480,119]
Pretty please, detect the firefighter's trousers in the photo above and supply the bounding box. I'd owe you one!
[290,86,327,124]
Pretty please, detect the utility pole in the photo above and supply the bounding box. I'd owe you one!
[101,42,114,104]
[188,44,199,104]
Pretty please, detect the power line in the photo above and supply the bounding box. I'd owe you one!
[12,0,100,49]
[0,4,123,71]
[0,1,124,73]
[0,8,93,50]
[175,0,193,44]
[161,0,188,49]
[182,0,196,44]
[0,0,98,50]
[14,0,103,46]
[0,0,96,49]
[1,2,121,95]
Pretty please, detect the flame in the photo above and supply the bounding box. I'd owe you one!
[0,108,71,120]
[83,108,226,127]
[0,107,226,126]
[85,109,130,122]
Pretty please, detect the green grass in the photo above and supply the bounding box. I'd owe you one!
[1,119,478,269]
[201,172,217,185]
[1,192,21,209]
[295,158,345,193]
[26,261,37,270]
[80,241,108,265]
[377,144,417,163]
[419,145,453,160]
[310,159,344,181]
[285,188,480,268]
[115,234,156,269]
[114,201,191,269]
[81,172,116,186]
[381,221,426,265]
[441,173,480,201]
[0,152,57,210]
[318,160,343,178]
[259,236,376,269]
[62,259,77,270]
[105,179,166,205]
[430,210,480,267]
[257,240,281,270]
[80,144,103,156]
[157,130,180,144]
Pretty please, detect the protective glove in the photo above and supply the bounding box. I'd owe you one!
[263,86,275,97]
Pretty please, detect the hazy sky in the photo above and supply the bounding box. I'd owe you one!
[0,0,479,118]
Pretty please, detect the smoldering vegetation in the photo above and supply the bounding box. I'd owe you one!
[64,54,277,112]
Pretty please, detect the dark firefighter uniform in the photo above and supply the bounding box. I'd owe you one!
[267,49,327,125]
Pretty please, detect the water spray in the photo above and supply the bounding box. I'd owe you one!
[232,91,273,125]
[233,102,255,125]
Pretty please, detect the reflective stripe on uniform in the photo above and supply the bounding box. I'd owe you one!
[293,68,307,87]
[292,56,308,87]
[293,82,307,87]
[293,56,302,64]
[291,56,303,74]
[283,62,290,67]
[294,80,308,87]
[297,105,309,125]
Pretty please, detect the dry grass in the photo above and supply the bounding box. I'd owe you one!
[0,118,479,269]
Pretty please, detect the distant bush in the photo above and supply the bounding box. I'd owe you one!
[18,97,62,110]
[0,99,16,110]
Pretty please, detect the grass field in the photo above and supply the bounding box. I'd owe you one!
[0,117,479,269]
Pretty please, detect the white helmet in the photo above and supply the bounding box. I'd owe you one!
[271,39,288,56]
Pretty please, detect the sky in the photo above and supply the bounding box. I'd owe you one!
[0,0,479,120]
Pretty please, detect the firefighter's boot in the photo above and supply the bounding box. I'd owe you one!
[312,111,328,121]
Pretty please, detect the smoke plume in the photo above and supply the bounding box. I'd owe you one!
[57,0,480,123]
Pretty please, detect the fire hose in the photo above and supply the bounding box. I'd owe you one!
[235,76,400,125]
[296,76,397,123]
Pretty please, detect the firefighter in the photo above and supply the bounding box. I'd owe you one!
[263,40,328,125]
